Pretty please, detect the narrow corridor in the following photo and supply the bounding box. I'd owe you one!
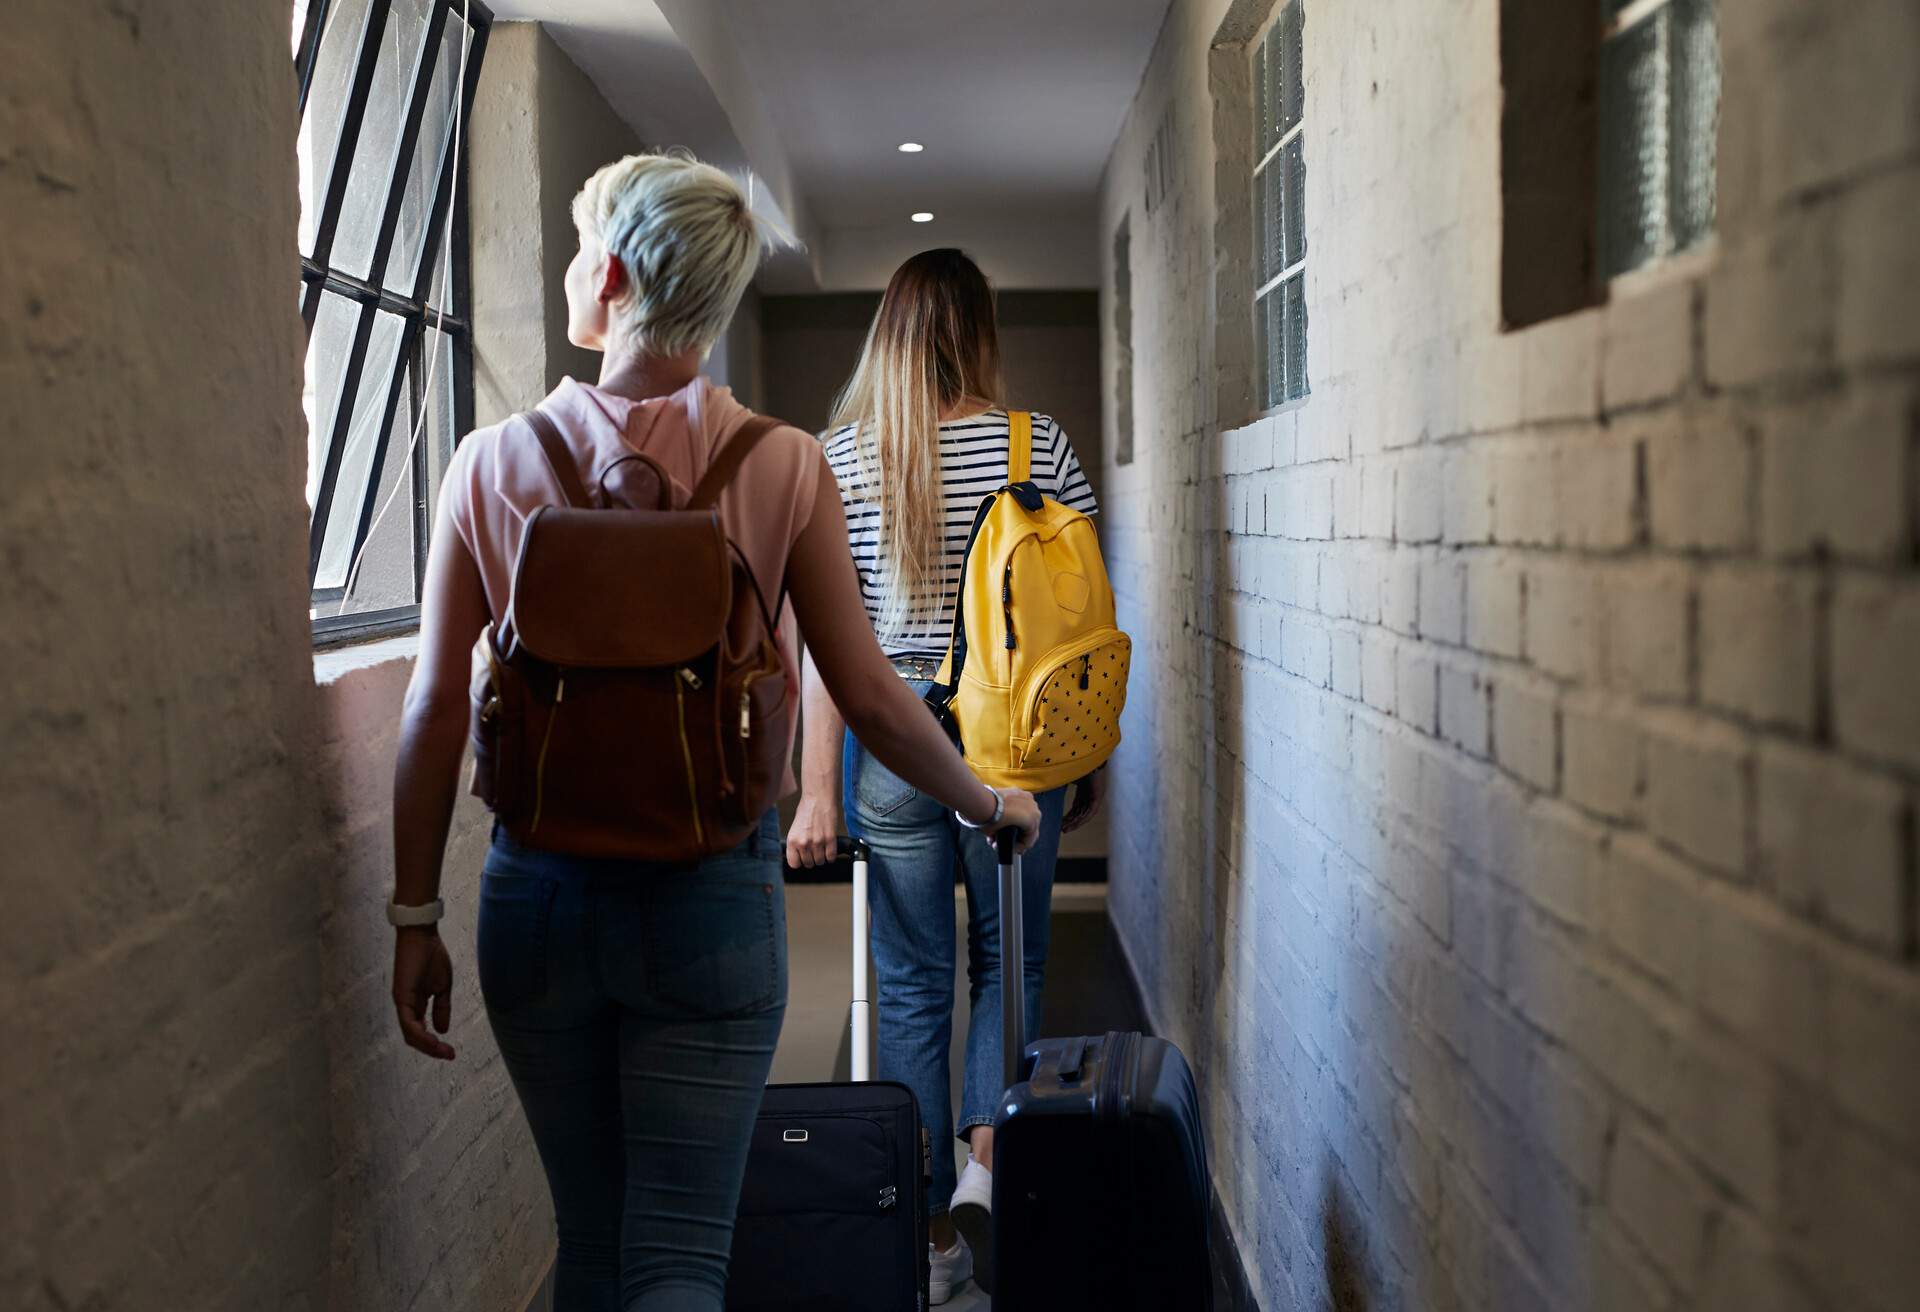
[6,2,1919,1311]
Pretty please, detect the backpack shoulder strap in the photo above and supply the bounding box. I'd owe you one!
[689,414,784,510]
[1008,410,1032,485]
[522,408,591,510]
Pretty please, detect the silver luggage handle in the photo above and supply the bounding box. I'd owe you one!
[997,829,1025,1091]
[840,837,873,1083]
[843,832,1024,1089]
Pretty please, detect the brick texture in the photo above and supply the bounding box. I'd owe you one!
[1098,2,1920,1309]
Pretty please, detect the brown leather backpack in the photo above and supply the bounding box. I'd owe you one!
[467,408,792,861]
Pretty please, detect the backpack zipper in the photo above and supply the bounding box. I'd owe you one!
[737,665,774,739]
[1002,561,1016,651]
[674,668,706,847]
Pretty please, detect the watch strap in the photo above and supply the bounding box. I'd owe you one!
[387,897,445,928]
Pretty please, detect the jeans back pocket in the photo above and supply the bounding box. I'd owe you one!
[640,879,785,1019]
[477,872,558,1015]
[851,745,922,820]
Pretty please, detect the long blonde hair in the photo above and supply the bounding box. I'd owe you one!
[829,249,1003,641]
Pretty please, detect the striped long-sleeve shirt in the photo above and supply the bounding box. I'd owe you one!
[821,409,1099,658]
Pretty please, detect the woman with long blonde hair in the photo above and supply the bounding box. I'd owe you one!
[787,248,1102,1303]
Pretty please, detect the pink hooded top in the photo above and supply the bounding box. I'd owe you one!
[442,375,827,797]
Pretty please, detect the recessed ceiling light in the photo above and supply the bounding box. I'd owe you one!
[898,141,924,153]
[911,212,934,223]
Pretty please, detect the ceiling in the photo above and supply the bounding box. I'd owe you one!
[488,0,1172,290]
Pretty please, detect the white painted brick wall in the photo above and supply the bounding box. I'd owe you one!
[1697,565,1818,731]
[1098,1,1920,1308]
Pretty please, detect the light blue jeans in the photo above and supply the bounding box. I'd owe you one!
[842,689,1068,1219]
[478,813,787,1311]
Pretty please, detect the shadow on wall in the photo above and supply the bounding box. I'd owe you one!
[1324,1170,1373,1312]
[309,650,554,1309]
[1110,3,1549,1305]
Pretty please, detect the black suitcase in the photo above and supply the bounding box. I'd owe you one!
[725,839,932,1312]
[985,834,1214,1309]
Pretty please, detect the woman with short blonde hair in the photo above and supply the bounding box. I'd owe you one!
[389,159,1040,1311]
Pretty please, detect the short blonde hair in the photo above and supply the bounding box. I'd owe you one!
[572,150,771,358]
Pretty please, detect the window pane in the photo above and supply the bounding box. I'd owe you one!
[328,326,459,616]
[330,0,435,282]
[1252,161,1268,285]
[297,0,371,256]
[304,291,360,509]
[1599,9,1671,277]
[313,309,407,589]
[1267,289,1286,409]
[1670,0,1719,250]
[1284,274,1309,401]
[1254,291,1270,409]
[1281,4,1304,134]
[292,0,312,58]
[1265,24,1286,154]
[1264,160,1286,277]
[1283,138,1307,269]
[422,327,460,508]
[420,203,458,317]
[332,350,418,614]
[387,15,469,294]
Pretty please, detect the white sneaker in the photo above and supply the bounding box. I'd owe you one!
[929,1234,973,1305]
[948,1155,994,1293]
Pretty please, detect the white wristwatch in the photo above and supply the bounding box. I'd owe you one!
[387,897,445,928]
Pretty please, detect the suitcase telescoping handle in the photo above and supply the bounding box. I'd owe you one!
[997,829,1026,1092]
[843,832,1024,1088]
[840,836,874,1083]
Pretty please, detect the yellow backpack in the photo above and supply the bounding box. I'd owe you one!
[926,412,1131,793]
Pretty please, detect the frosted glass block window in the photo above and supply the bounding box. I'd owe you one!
[1252,0,1308,409]
[1598,0,1720,278]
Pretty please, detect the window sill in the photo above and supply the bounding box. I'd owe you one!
[1234,390,1311,433]
[1607,237,1719,301]
[314,631,422,688]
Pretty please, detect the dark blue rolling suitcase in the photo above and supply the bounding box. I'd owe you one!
[725,840,932,1312]
[985,835,1214,1309]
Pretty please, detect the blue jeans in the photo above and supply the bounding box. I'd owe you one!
[478,813,787,1312]
[842,701,1068,1219]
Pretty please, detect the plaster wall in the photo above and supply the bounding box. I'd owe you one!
[1,10,623,1309]
[1,4,336,1309]
[1098,0,1920,1308]
[473,21,646,420]
[710,282,766,411]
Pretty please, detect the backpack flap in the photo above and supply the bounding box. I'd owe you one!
[508,506,733,668]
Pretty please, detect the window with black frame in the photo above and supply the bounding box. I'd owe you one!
[293,0,490,642]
